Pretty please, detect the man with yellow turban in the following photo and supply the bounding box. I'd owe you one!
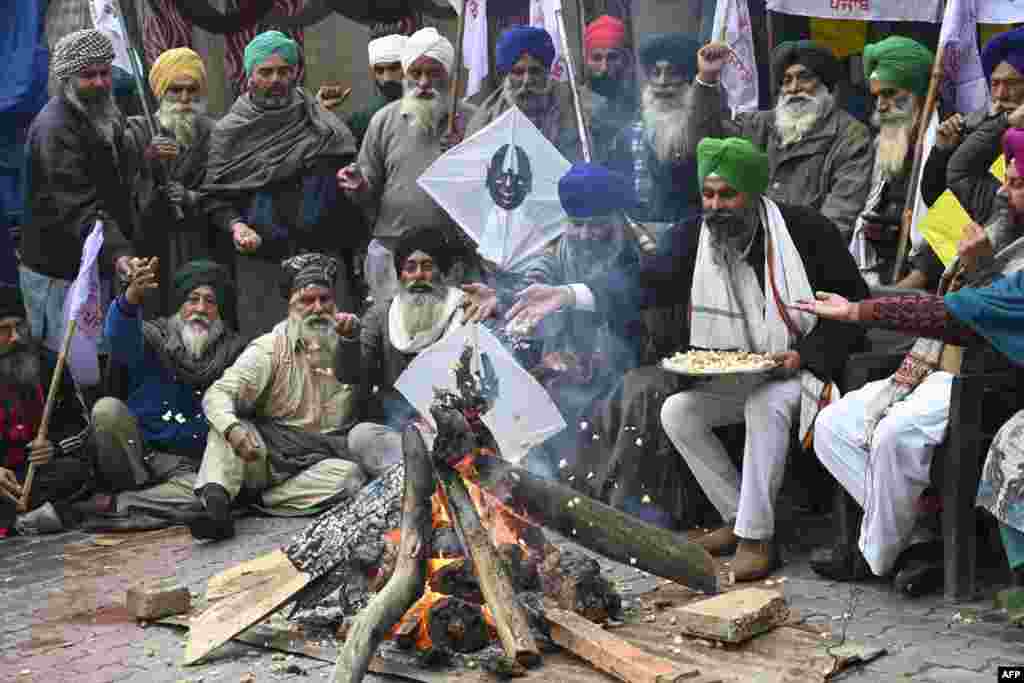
[848,36,940,288]
[202,30,361,337]
[505,137,869,580]
[125,47,216,317]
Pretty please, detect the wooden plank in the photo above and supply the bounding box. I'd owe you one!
[676,588,789,644]
[205,549,295,603]
[545,607,702,683]
[184,549,312,665]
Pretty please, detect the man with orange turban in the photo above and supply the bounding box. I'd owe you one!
[124,47,217,317]
[584,15,637,161]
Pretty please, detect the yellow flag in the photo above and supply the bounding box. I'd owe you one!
[809,18,867,60]
[918,155,1005,266]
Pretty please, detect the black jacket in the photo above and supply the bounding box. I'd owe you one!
[585,203,870,385]
[21,94,133,280]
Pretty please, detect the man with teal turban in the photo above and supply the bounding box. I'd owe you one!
[504,137,868,579]
[849,36,938,287]
[201,30,362,338]
[687,38,873,240]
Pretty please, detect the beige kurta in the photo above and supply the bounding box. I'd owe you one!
[197,320,364,514]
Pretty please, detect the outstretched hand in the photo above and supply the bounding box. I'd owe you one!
[791,291,857,322]
[461,283,498,323]
[505,284,572,335]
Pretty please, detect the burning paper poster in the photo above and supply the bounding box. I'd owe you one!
[395,324,566,464]
[418,106,571,271]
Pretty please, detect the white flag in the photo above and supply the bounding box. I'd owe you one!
[90,0,133,73]
[765,0,942,23]
[62,221,105,387]
[977,0,1024,23]
[530,0,568,82]
[450,0,490,98]
[712,0,759,115]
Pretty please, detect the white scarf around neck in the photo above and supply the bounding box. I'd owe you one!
[388,286,465,354]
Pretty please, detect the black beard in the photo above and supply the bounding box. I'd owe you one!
[589,74,622,98]
[0,346,41,400]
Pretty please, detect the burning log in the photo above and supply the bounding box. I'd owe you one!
[334,426,434,683]
[472,455,720,595]
[427,558,483,603]
[427,596,491,653]
[540,547,621,624]
[432,436,542,668]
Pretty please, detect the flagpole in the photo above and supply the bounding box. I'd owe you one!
[17,319,77,513]
[448,0,469,137]
[892,43,946,283]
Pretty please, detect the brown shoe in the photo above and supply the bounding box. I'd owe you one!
[731,538,780,582]
[694,526,738,556]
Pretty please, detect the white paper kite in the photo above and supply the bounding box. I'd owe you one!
[417,105,572,271]
[395,323,566,464]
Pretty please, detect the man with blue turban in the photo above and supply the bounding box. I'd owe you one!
[692,39,872,240]
[201,30,361,338]
[505,138,869,578]
[922,26,1024,228]
[608,32,705,228]
[466,25,584,160]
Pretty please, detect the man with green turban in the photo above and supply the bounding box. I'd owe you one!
[201,30,363,338]
[688,39,873,241]
[504,137,869,580]
[850,36,940,287]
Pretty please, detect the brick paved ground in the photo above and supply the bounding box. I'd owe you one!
[1,509,1023,683]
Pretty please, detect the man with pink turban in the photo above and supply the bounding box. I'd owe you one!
[584,15,637,159]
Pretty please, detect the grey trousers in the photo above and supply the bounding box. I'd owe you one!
[91,397,203,517]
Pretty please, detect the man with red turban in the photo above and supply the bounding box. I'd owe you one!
[584,15,637,160]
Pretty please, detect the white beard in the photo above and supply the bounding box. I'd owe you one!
[400,86,445,134]
[396,286,450,339]
[774,88,834,147]
[291,313,340,372]
[641,85,691,164]
[874,121,913,180]
[157,97,207,147]
[173,313,225,360]
[64,79,120,144]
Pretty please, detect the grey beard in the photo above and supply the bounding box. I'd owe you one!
[0,346,41,398]
[157,98,207,147]
[399,91,445,135]
[291,314,340,370]
[397,286,449,338]
[502,77,555,112]
[774,89,833,147]
[64,80,120,143]
[641,85,691,163]
[170,314,225,360]
[708,208,760,268]
[873,120,913,180]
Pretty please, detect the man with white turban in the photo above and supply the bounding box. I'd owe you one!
[125,47,217,317]
[346,33,408,148]
[338,27,475,303]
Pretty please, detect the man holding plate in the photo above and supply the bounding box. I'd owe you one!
[507,137,868,580]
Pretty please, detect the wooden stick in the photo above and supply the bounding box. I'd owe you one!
[472,455,720,595]
[892,44,946,283]
[433,461,542,667]
[447,0,468,137]
[18,318,77,512]
[334,425,435,683]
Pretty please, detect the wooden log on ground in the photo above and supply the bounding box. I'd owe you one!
[676,588,789,644]
[126,578,191,621]
[544,606,705,683]
[426,596,491,653]
[473,455,719,595]
[334,426,435,683]
[540,546,620,623]
[434,461,542,668]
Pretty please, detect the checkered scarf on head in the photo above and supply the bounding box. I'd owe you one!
[52,28,114,82]
[280,253,338,298]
